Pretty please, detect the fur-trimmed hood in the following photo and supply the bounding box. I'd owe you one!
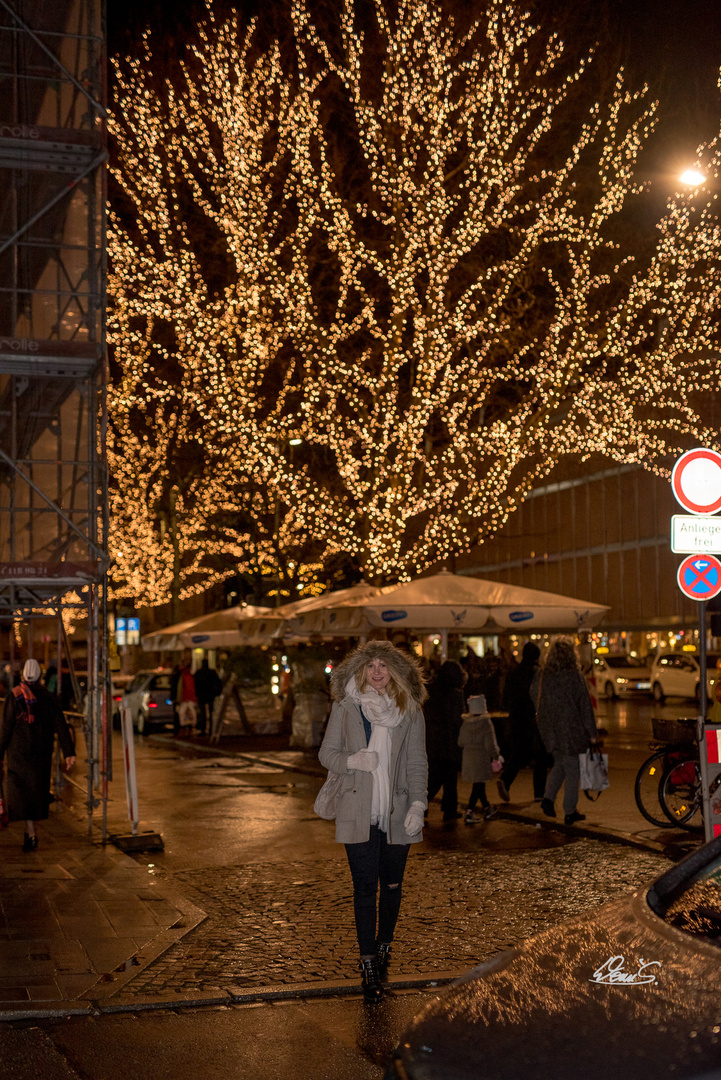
[330,640,428,706]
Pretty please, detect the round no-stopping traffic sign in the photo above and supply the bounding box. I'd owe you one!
[677,554,721,601]
[672,447,721,515]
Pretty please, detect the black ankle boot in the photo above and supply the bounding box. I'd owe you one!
[22,833,37,852]
[359,957,383,1003]
[376,941,392,980]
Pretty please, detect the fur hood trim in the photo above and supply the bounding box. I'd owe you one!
[330,640,428,705]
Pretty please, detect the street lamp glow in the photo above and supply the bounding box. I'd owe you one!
[289,438,302,446]
[680,168,706,186]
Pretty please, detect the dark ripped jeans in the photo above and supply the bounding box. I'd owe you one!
[345,825,410,956]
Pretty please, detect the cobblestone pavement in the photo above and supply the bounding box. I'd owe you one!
[122,834,668,996]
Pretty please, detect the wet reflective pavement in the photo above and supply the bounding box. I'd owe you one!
[86,695,676,994]
[119,837,667,996]
[0,693,705,1078]
[2,992,431,1080]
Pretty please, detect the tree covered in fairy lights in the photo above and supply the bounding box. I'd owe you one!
[107,0,721,610]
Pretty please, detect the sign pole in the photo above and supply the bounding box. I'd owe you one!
[697,600,713,843]
[699,600,708,720]
[671,449,721,842]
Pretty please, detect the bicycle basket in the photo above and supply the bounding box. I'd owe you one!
[651,717,697,744]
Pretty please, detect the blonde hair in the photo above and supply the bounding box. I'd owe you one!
[355,662,414,715]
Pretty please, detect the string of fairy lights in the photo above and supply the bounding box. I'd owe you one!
[107,0,721,608]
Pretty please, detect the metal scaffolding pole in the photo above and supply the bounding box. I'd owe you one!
[0,0,108,839]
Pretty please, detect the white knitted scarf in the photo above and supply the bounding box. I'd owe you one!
[346,677,403,832]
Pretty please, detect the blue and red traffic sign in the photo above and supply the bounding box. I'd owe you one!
[677,554,721,601]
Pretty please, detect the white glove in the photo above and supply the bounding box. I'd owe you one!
[346,749,379,772]
[404,801,425,836]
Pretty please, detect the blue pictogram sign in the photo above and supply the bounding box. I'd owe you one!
[677,554,721,601]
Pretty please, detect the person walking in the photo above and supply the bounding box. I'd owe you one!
[532,638,598,826]
[176,660,197,736]
[458,694,502,823]
[0,659,76,851]
[424,659,466,822]
[318,640,428,1004]
[194,659,222,737]
[497,641,548,802]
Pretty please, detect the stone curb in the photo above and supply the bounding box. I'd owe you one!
[493,808,699,859]
[82,889,209,1001]
[147,734,325,777]
[0,972,461,1022]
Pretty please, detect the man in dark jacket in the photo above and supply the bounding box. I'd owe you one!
[0,658,75,851]
[193,659,223,737]
[424,660,466,822]
[497,642,548,802]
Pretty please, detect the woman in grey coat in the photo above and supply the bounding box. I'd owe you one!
[318,640,428,1003]
[531,638,597,826]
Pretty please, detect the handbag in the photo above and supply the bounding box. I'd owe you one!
[579,748,609,800]
[313,770,344,820]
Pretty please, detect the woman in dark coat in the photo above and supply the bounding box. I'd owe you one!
[498,641,548,801]
[424,659,466,822]
[0,658,76,851]
[531,638,597,826]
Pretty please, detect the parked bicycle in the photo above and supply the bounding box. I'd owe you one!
[634,717,703,832]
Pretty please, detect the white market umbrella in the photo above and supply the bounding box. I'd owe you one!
[142,605,271,651]
[236,582,391,645]
[300,570,608,635]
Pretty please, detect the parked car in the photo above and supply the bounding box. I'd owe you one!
[650,650,721,702]
[593,653,652,698]
[119,669,175,733]
[386,834,721,1080]
[110,673,134,724]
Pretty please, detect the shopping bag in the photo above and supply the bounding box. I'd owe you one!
[579,748,609,800]
[313,770,344,820]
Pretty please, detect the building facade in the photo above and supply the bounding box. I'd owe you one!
[458,457,705,655]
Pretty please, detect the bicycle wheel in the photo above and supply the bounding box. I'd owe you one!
[634,748,680,828]
[659,751,703,831]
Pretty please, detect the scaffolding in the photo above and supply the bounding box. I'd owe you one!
[0,0,108,836]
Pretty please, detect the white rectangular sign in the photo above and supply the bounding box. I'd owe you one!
[672,514,721,553]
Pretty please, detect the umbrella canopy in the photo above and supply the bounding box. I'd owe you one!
[286,571,608,636]
[235,583,390,645]
[142,605,271,651]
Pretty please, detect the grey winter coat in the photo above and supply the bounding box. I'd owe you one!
[318,640,428,845]
[319,697,428,844]
[458,715,500,783]
[531,668,597,755]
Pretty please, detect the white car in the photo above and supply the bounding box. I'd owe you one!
[593,654,652,698]
[119,669,175,733]
[650,651,721,703]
